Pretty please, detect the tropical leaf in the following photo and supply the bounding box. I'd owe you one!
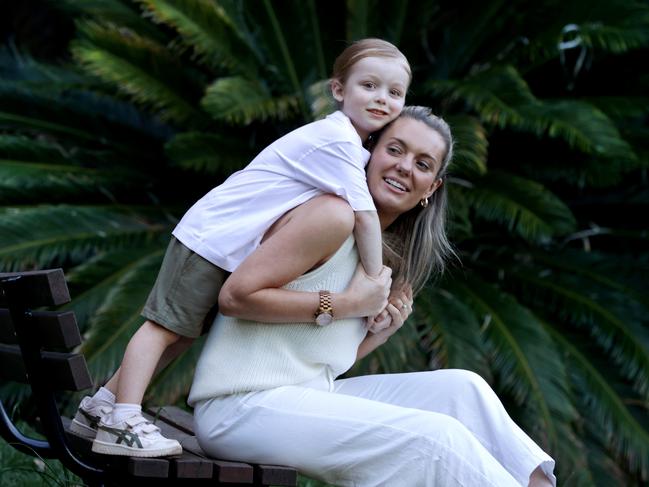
[201,76,301,125]
[72,21,206,125]
[415,286,491,378]
[165,131,254,175]
[546,324,649,481]
[56,0,166,42]
[501,264,649,400]
[460,170,577,243]
[427,65,535,128]
[445,114,488,177]
[0,160,143,204]
[0,205,166,271]
[135,0,260,74]
[445,273,577,454]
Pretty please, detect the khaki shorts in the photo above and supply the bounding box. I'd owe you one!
[142,237,227,338]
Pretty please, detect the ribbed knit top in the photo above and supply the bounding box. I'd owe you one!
[188,236,366,405]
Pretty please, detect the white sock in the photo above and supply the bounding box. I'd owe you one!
[106,403,142,425]
[92,386,116,406]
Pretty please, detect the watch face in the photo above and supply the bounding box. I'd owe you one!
[316,312,333,326]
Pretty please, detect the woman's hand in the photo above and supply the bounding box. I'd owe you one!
[340,265,392,318]
[366,285,413,334]
[356,288,413,360]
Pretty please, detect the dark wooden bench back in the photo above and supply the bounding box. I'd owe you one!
[0,269,92,391]
[0,269,104,483]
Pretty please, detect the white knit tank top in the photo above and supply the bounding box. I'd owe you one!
[188,236,366,405]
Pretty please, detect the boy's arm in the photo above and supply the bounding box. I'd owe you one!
[354,210,383,277]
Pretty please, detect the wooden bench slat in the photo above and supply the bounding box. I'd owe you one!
[0,309,81,349]
[144,411,254,483]
[0,344,92,391]
[256,464,299,486]
[0,269,71,307]
[147,406,297,485]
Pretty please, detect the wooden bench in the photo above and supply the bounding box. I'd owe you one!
[0,269,298,487]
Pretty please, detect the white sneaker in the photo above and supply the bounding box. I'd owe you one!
[91,413,182,457]
[69,396,112,439]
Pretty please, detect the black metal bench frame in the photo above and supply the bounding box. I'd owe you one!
[0,269,298,486]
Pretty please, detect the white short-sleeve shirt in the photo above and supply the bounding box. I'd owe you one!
[172,111,374,271]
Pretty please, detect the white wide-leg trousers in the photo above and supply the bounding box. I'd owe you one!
[194,369,556,487]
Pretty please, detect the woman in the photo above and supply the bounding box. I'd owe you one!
[189,107,557,487]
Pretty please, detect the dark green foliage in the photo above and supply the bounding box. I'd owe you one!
[1,1,647,485]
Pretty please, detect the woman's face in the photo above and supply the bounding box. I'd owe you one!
[367,117,445,227]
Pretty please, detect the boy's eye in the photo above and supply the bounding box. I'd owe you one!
[362,81,376,89]
[390,89,403,97]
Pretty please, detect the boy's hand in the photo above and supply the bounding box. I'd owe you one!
[345,265,392,318]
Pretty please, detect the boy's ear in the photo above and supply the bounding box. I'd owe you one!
[331,78,344,103]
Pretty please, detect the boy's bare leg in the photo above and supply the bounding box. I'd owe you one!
[103,334,194,396]
[115,320,182,405]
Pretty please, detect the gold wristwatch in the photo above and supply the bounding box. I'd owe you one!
[314,290,333,326]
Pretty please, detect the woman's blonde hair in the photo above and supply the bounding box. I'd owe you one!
[331,38,412,84]
[378,106,455,295]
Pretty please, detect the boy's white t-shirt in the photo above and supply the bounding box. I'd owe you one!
[172,111,374,272]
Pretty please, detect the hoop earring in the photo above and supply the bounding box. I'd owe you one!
[420,198,429,208]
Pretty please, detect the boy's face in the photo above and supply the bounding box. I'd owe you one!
[331,56,409,142]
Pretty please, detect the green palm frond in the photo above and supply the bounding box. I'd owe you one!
[345,0,373,40]
[0,205,166,271]
[578,17,649,54]
[446,273,576,453]
[427,65,536,128]
[429,66,635,160]
[461,170,577,243]
[584,96,649,121]
[57,0,166,42]
[261,0,303,97]
[445,114,488,177]
[446,184,473,242]
[0,134,71,164]
[0,76,173,147]
[518,100,636,160]
[165,131,254,175]
[135,0,260,74]
[416,286,491,378]
[72,21,205,125]
[505,267,649,399]
[201,76,301,125]
[546,324,649,480]
[80,250,164,385]
[513,0,649,65]
[353,318,429,375]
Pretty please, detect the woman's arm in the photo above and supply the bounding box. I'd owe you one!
[218,195,391,323]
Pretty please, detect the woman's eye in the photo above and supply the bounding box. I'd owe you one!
[387,146,401,155]
[417,160,431,170]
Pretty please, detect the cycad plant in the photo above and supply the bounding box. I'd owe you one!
[1,1,647,485]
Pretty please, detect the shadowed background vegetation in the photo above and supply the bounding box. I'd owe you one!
[1,1,648,485]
